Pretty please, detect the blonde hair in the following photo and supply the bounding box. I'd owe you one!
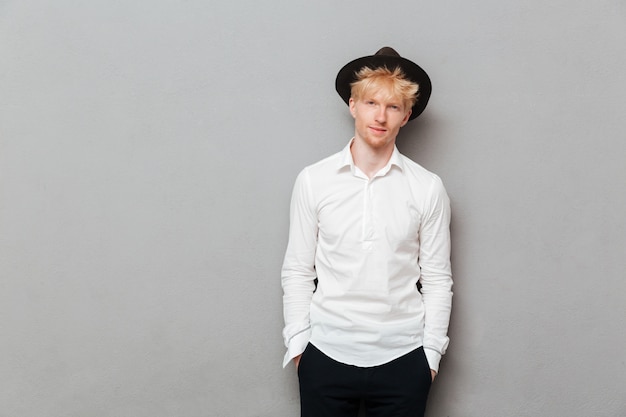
[350,66,419,111]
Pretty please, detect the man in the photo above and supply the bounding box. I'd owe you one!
[281,47,452,417]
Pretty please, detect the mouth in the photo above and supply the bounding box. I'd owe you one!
[368,125,387,134]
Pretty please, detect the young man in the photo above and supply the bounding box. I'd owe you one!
[282,47,452,417]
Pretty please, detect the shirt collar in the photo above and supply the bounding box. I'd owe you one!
[338,138,405,176]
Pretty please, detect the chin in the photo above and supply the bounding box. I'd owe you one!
[367,138,393,149]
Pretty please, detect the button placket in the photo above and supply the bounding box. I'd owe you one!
[362,180,375,250]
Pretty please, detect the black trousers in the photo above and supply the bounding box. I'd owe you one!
[298,343,432,417]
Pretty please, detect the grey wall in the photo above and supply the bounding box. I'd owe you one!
[1,1,625,416]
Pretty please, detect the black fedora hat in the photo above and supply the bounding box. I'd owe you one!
[335,47,432,121]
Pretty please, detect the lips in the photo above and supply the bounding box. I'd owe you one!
[369,125,387,134]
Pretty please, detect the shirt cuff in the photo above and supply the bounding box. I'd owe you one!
[282,328,311,368]
[424,347,442,373]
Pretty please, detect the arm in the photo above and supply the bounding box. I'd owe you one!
[281,169,318,368]
[418,176,453,374]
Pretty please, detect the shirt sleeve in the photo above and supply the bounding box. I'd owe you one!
[281,168,318,368]
[418,175,453,372]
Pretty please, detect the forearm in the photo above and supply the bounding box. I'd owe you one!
[421,272,453,372]
[281,269,316,367]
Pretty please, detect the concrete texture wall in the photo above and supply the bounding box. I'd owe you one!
[1,1,625,416]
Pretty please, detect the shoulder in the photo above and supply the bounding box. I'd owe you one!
[296,150,344,182]
[398,154,450,217]
[398,153,446,190]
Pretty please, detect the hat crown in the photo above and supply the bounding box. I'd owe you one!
[374,46,401,57]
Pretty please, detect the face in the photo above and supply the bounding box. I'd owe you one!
[349,87,412,152]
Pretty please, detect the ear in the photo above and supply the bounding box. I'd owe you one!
[349,98,357,119]
[400,109,412,127]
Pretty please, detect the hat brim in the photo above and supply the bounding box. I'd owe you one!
[335,54,432,121]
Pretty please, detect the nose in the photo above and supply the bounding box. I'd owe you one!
[375,107,387,123]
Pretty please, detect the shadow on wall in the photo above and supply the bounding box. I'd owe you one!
[394,112,440,162]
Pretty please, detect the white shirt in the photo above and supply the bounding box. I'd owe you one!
[281,140,452,370]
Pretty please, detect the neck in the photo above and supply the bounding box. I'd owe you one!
[350,137,395,178]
